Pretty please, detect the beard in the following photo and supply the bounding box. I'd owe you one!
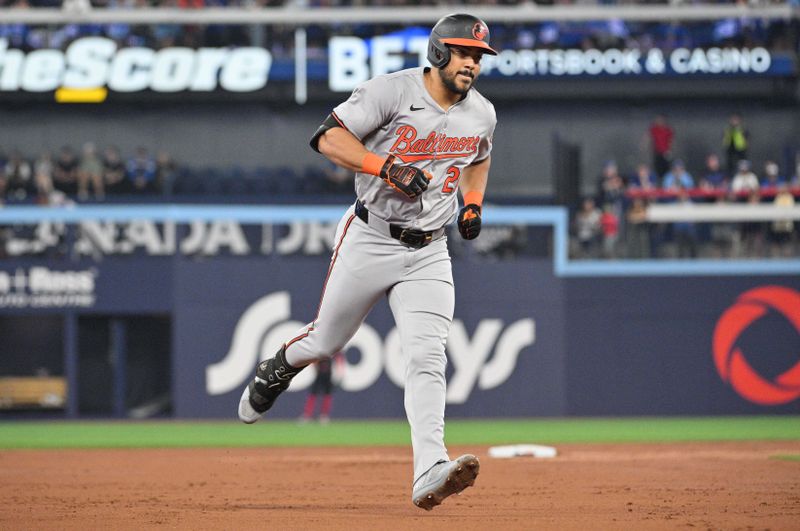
[439,67,475,95]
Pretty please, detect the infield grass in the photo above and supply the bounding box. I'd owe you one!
[0,416,798,449]
[771,454,800,462]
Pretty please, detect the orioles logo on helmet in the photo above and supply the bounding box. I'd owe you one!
[472,22,489,41]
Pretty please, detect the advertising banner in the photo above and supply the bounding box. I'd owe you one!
[565,277,800,415]
[0,25,794,102]
[173,257,565,419]
[328,36,790,92]
[1,251,797,416]
[2,220,340,259]
[0,258,171,313]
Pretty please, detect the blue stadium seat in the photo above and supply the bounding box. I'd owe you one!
[248,166,275,195]
[273,166,299,195]
[301,165,327,194]
[225,166,248,195]
[173,168,203,195]
[199,167,224,195]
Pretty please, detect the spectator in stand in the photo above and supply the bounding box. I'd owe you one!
[662,159,694,190]
[77,142,105,200]
[722,113,749,176]
[770,183,795,258]
[600,202,620,259]
[629,163,657,191]
[648,114,674,179]
[626,197,650,259]
[626,164,658,253]
[760,160,785,191]
[730,159,760,195]
[4,149,33,200]
[739,191,766,258]
[673,187,698,258]
[126,146,158,194]
[155,150,177,196]
[596,160,625,220]
[710,192,737,258]
[794,152,800,186]
[699,153,727,190]
[103,145,129,194]
[53,145,79,196]
[33,151,54,203]
[574,197,602,259]
[0,150,7,200]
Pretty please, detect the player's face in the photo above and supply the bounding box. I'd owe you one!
[439,46,483,95]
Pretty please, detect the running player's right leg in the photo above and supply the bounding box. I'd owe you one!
[238,210,390,423]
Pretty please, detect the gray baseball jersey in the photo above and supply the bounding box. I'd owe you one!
[332,66,496,231]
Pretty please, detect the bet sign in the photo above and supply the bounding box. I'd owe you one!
[327,35,774,91]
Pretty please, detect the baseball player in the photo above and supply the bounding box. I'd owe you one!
[238,13,497,511]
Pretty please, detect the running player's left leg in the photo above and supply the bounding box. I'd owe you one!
[388,277,454,484]
[389,244,480,510]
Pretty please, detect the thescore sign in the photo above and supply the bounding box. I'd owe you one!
[0,37,270,93]
[205,291,535,404]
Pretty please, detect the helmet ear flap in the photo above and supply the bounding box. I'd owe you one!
[427,38,450,68]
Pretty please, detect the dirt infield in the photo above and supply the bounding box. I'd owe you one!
[1,441,799,530]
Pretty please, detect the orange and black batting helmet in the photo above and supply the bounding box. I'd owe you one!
[427,13,498,69]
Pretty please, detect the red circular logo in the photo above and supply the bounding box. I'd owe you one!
[472,23,489,42]
[713,285,800,405]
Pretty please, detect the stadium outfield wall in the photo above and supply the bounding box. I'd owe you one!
[0,205,798,418]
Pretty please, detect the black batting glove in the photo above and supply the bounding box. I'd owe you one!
[458,204,482,240]
[379,155,431,199]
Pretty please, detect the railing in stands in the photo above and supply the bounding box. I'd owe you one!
[0,203,797,277]
[0,4,796,24]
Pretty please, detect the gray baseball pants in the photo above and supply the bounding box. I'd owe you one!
[283,205,454,483]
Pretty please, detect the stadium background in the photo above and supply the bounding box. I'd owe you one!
[1,2,798,419]
[0,3,798,528]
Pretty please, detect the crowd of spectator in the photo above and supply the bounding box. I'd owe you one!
[572,113,799,260]
[2,0,794,7]
[0,144,176,204]
[0,143,388,205]
[0,4,796,60]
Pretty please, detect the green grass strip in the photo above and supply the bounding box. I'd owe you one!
[0,416,798,450]
[771,454,800,462]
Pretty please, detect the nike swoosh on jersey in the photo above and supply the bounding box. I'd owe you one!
[409,105,425,111]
